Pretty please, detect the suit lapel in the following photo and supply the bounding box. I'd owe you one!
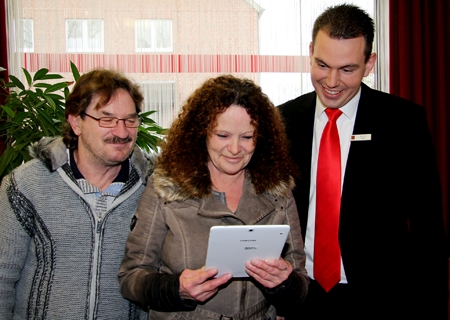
[340,84,377,249]
[284,93,316,239]
[351,83,375,136]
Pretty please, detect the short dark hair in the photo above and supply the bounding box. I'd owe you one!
[156,74,298,196]
[312,3,375,62]
[62,69,143,149]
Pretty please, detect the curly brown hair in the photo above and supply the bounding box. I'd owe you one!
[62,69,143,149]
[156,74,299,196]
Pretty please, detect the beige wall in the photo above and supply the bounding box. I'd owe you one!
[21,0,260,126]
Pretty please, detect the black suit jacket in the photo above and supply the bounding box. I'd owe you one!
[278,83,448,318]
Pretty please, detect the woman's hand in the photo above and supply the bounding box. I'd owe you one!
[179,267,232,302]
[245,257,292,289]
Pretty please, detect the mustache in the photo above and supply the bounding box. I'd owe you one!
[104,136,133,144]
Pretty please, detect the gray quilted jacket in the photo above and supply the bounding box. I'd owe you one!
[0,137,152,320]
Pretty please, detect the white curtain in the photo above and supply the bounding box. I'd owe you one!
[5,0,23,81]
[5,0,386,129]
[374,0,389,93]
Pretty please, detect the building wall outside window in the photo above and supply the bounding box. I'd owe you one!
[16,0,376,128]
[19,0,260,128]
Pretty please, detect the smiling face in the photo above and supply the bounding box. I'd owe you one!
[68,88,138,168]
[310,30,376,109]
[206,105,256,178]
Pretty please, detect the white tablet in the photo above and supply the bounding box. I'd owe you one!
[204,225,290,277]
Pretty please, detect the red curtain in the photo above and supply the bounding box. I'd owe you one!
[0,0,6,76]
[0,0,7,155]
[389,0,450,316]
[0,0,7,82]
[390,0,449,236]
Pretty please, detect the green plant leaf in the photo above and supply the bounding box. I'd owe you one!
[34,88,44,96]
[33,68,49,81]
[4,82,17,88]
[29,130,45,140]
[18,90,28,97]
[43,94,57,110]
[32,98,47,109]
[13,111,29,123]
[8,75,25,90]
[44,82,68,93]
[1,105,16,118]
[23,68,32,86]
[0,147,16,178]
[12,140,31,152]
[1,152,25,180]
[34,83,52,89]
[19,148,33,162]
[0,121,16,132]
[141,117,159,125]
[140,110,158,117]
[145,126,165,133]
[40,74,64,80]
[14,127,36,144]
[35,104,58,129]
[70,61,81,81]
[0,61,166,177]
[137,129,162,153]
[52,102,66,112]
[45,93,65,101]
[64,87,70,99]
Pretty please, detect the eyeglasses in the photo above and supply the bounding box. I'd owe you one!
[81,112,142,128]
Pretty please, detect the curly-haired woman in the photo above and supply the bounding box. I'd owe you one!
[119,75,308,319]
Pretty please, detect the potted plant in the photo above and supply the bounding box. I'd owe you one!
[0,61,165,180]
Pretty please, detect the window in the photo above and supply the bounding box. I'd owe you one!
[257,0,377,105]
[20,19,34,52]
[7,0,386,130]
[135,19,172,52]
[140,81,176,126]
[66,19,104,52]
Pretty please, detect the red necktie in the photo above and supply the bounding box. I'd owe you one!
[314,108,342,292]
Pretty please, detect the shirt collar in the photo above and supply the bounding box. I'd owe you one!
[315,86,361,121]
[69,148,130,183]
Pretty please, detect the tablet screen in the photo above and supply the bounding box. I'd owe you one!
[204,225,290,277]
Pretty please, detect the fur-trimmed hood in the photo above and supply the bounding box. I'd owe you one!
[29,136,155,180]
[152,165,295,202]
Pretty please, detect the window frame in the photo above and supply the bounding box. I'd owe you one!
[65,19,105,53]
[20,18,34,52]
[135,19,173,53]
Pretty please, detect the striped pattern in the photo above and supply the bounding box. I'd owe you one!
[24,53,310,73]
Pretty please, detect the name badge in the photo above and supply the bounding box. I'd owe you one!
[351,134,371,141]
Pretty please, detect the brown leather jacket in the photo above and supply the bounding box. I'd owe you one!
[119,168,308,319]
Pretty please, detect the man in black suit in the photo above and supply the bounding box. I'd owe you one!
[278,4,448,319]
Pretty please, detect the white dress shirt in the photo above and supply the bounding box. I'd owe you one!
[304,88,361,283]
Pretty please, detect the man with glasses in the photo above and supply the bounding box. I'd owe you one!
[0,69,150,319]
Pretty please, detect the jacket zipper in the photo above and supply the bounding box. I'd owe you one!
[84,178,142,320]
[88,217,103,320]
